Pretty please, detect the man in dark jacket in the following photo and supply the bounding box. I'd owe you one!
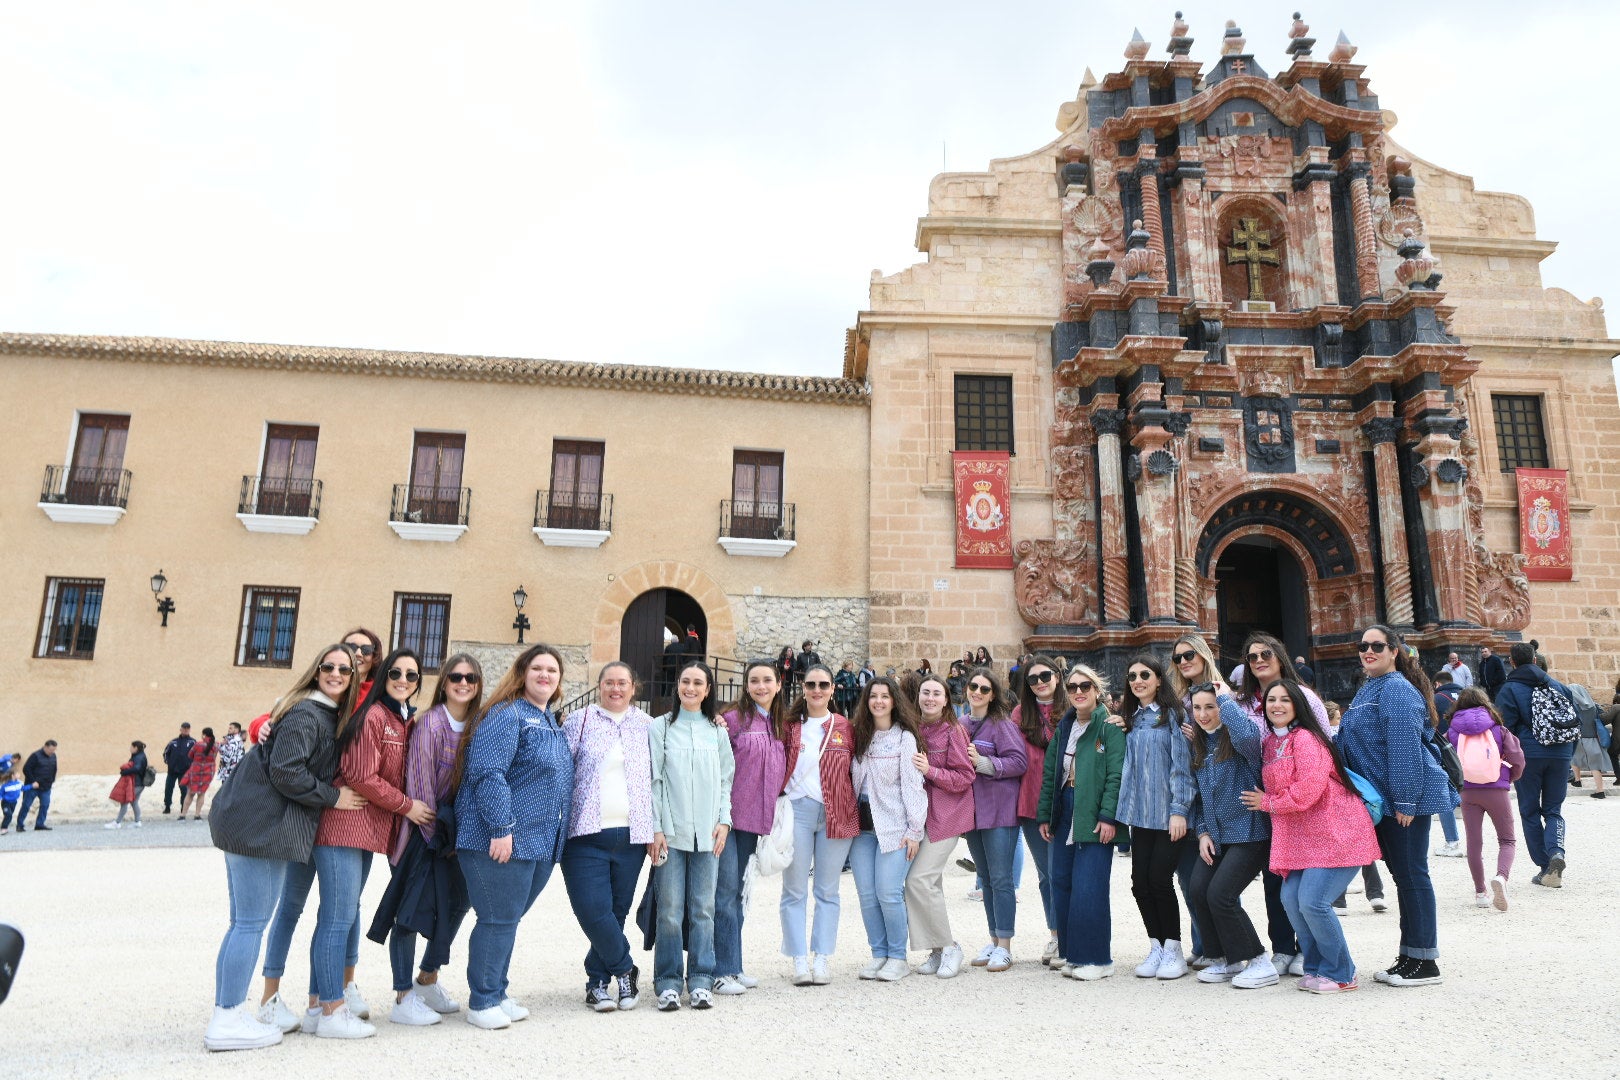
[17,740,58,832]
[162,723,196,814]
[1479,646,1507,700]
[1494,642,1576,887]
[792,639,822,679]
[1432,675,1463,727]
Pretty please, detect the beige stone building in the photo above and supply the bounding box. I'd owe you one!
[3,336,869,771]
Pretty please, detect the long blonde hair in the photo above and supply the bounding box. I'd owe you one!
[269,643,361,725]
[1166,635,1221,700]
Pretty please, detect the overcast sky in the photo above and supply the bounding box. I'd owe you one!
[3,1,1614,378]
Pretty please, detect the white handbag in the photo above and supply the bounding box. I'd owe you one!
[752,793,796,876]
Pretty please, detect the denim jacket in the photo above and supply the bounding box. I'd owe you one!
[455,699,574,864]
[1190,695,1269,848]
[1115,703,1195,830]
[1338,672,1458,818]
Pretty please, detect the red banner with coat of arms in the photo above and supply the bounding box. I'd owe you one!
[953,451,1012,569]
[1516,467,1572,581]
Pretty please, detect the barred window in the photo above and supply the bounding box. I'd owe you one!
[36,577,104,659]
[954,374,1014,453]
[392,593,452,673]
[1491,394,1550,472]
[236,586,301,668]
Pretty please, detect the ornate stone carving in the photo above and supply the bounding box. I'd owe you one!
[1164,412,1192,436]
[1361,417,1401,444]
[1409,462,1430,487]
[1477,551,1532,631]
[1436,459,1466,484]
[1014,539,1098,626]
[1244,397,1295,468]
[1126,452,1143,481]
[1240,369,1290,399]
[1072,196,1126,255]
[1395,228,1441,291]
[1146,449,1178,476]
[1376,204,1425,248]
[1091,408,1127,437]
[1051,444,1091,500]
[1217,134,1273,177]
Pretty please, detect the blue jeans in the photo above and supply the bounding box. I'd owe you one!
[1047,791,1113,965]
[388,858,470,992]
[849,832,910,959]
[214,853,289,1007]
[713,828,760,976]
[461,849,554,1010]
[311,846,373,1003]
[262,857,365,990]
[1175,838,1205,957]
[964,825,1019,939]
[1376,815,1439,960]
[780,797,854,957]
[1019,818,1054,933]
[654,847,719,994]
[1438,807,1459,844]
[1515,756,1570,869]
[976,835,1025,891]
[1279,866,1360,984]
[561,828,646,983]
[17,788,49,827]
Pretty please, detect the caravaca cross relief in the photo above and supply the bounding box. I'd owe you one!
[1226,217,1279,301]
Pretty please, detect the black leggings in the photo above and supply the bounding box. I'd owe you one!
[1130,826,1187,943]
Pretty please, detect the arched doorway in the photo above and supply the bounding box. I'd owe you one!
[620,588,707,711]
[1215,537,1308,674]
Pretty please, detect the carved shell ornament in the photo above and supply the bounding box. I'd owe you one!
[1376,204,1425,248]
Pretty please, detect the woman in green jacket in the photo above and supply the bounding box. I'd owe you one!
[1037,664,1125,980]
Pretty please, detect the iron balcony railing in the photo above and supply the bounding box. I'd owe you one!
[41,465,132,508]
[390,484,471,527]
[720,499,794,541]
[534,490,613,532]
[239,475,322,518]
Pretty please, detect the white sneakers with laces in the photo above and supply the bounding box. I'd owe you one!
[498,997,529,1022]
[342,981,371,1020]
[1040,938,1060,964]
[811,954,831,984]
[1231,954,1280,989]
[466,1005,511,1029]
[1196,960,1234,983]
[936,943,965,979]
[204,1003,284,1052]
[915,949,943,976]
[1490,874,1509,911]
[689,988,714,1009]
[858,958,887,980]
[985,946,1013,972]
[413,979,460,1014]
[791,955,813,985]
[1155,940,1188,979]
[1070,963,1114,981]
[1134,940,1164,978]
[875,958,909,981]
[255,992,300,1034]
[389,990,442,1026]
[315,1004,376,1040]
[712,975,748,995]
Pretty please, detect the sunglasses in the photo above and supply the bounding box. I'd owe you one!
[1357,640,1391,654]
[387,668,420,684]
[318,663,354,676]
[1189,682,1216,695]
[1068,679,1094,693]
[803,680,832,690]
[1127,670,1153,682]
[1173,650,1201,665]
[347,644,377,657]
[968,682,993,694]
[1246,648,1275,665]
[444,672,480,685]
[1027,670,1055,684]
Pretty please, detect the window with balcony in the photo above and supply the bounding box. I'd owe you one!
[954,374,1014,453]
[236,587,302,668]
[720,450,794,557]
[534,440,612,546]
[390,432,469,541]
[392,593,452,672]
[39,413,132,523]
[239,424,322,534]
[35,577,104,659]
[1491,394,1550,473]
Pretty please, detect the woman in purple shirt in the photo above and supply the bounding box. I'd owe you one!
[960,666,1027,973]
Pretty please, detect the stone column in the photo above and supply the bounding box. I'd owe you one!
[1130,422,1179,623]
[1136,159,1166,274]
[1414,432,1474,626]
[1363,417,1414,627]
[1091,406,1131,626]
[1347,163,1380,302]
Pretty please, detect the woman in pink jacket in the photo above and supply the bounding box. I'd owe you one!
[1240,680,1379,995]
[903,673,976,978]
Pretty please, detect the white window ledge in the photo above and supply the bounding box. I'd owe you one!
[717,537,797,558]
[388,521,468,543]
[237,513,318,536]
[533,527,611,548]
[38,502,125,525]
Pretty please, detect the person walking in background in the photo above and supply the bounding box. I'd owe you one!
[16,740,59,833]
[1480,646,1507,701]
[1494,641,1578,888]
[1569,682,1610,799]
[834,659,861,717]
[106,740,150,829]
[217,723,246,787]
[0,759,22,835]
[905,673,975,979]
[1440,652,1474,690]
[960,667,1027,973]
[180,728,219,821]
[163,723,196,815]
[1444,688,1524,911]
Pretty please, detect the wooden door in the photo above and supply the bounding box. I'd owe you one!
[409,432,466,524]
[68,414,129,504]
[259,424,319,515]
[731,450,783,539]
[548,440,604,529]
[620,590,669,709]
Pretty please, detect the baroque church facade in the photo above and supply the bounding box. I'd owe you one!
[850,17,1620,699]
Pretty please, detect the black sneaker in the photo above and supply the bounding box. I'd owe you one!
[1386,958,1442,987]
[616,965,640,1011]
[1544,854,1566,888]
[585,981,616,1013]
[33,825,51,831]
[1372,956,1413,984]
[955,856,977,873]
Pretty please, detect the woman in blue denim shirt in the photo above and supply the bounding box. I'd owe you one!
[451,644,575,1030]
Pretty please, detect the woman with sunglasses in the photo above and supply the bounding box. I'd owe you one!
[1037,664,1124,979]
[1011,654,1068,966]
[370,653,483,1024]
[961,666,1027,972]
[714,659,792,995]
[1162,635,1232,967]
[1336,625,1458,988]
[452,644,575,1029]
[1117,656,1195,980]
[209,645,368,1051]
[562,661,656,1012]
[848,676,927,981]
[780,663,858,985]
[343,627,383,700]
[904,673,975,978]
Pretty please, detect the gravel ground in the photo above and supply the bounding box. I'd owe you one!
[4,786,1618,1079]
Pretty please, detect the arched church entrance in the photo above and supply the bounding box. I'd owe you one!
[1214,537,1308,675]
[620,589,707,713]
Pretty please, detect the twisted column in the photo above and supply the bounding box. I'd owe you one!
[1348,165,1380,301]
[1092,407,1131,625]
[1363,417,1413,626]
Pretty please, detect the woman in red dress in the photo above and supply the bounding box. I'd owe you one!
[180,728,218,820]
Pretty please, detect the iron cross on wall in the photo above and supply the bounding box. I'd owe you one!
[1226,217,1279,301]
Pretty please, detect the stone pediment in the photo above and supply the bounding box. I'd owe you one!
[1097,76,1385,143]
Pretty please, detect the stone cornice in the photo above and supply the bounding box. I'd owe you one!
[1427,234,1558,260]
[914,216,1062,252]
[1097,75,1383,143]
[0,332,870,406]
[855,311,1055,331]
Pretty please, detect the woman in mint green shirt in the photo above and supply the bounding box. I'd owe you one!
[649,661,735,1012]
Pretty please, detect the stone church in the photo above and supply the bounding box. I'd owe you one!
[849,16,1620,699]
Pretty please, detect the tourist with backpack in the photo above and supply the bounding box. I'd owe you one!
[1444,689,1524,911]
[1567,682,1609,799]
[1493,642,1579,888]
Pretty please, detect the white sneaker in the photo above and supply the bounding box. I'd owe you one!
[1196,960,1234,983]
[1287,954,1305,977]
[970,943,997,967]
[498,997,529,1022]
[712,975,748,995]
[966,888,983,902]
[299,1007,320,1034]
[1271,952,1295,975]
[858,958,887,980]
[1041,938,1060,964]
[315,1004,376,1040]
[389,990,442,1026]
[1231,954,1280,989]
[342,981,371,1020]
[915,949,943,976]
[875,958,910,982]
[689,988,713,1010]
[1155,941,1188,980]
[1347,878,1364,894]
[255,992,300,1034]
[1370,897,1388,912]
[1438,840,1464,858]
[937,943,965,979]
[656,989,681,1012]
[204,1003,284,1052]
[133,820,143,828]
[811,954,831,984]
[1072,963,1114,981]
[1490,874,1509,911]
[791,956,813,985]
[1134,940,1164,978]
[986,946,1012,972]
[414,979,460,1014]
[734,972,759,988]
[104,821,121,830]
[466,1005,510,1029]
[1058,963,1075,977]
[1475,891,1491,908]
[1189,953,1218,970]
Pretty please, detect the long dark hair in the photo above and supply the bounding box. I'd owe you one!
[429,652,485,716]
[851,676,922,758]
[729,658,791,742]
[1016,653,1069,749]
[449,643,565,795]
[963,666,1011,722]
[1361,624,1441,730]
[1265,679,1358,793]
[1123,654,1181,731]
[792,664,837,720]
[975,646,991,666]
[343,648,422,748]
[1186,686,1235,770]
[1239,632,1304,700]
[669,660,721,726]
